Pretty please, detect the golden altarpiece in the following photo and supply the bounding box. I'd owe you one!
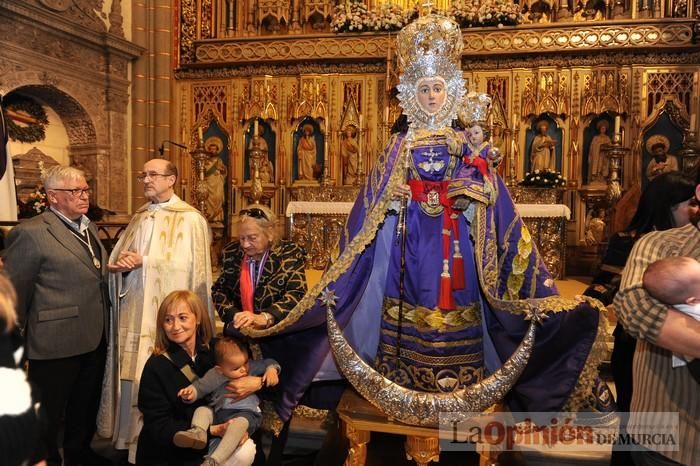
[171,0,700,274]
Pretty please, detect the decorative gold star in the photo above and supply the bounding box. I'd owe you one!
[524,302,549,324]
[320,288,338,308]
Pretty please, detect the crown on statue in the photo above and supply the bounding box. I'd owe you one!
[395,13,465,130]
[459,92,492,127]
[396,13,464,73]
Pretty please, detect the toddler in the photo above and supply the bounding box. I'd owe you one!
[174,337,280,466]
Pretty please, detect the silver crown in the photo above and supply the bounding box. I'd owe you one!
[459,92,492,127]
[395,14,466,131]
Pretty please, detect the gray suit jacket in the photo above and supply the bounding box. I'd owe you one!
[2,211,109,360]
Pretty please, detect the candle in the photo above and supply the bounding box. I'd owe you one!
[198,127,204,143]
[691,113,696,131]
[253,119,259,136]
[614,115,621,135]
[359,114,364,129]
[512,113,518,129]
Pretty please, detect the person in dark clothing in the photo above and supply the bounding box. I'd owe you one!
[0,273,44,466]
[583,171,698,466]
[136,290,255,466]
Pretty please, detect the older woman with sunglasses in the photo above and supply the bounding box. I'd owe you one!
[212,204,306,344]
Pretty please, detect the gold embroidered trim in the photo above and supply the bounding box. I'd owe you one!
[383,298,482,331]
[379,342,483,365]
[376,355,484,392]
[292,405,329,421]
[260,400,285,436]
[381,328,483,348]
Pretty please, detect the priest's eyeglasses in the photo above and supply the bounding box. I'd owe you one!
[240,208,268,220]
[136,172,172,182]
[51,188,92,198]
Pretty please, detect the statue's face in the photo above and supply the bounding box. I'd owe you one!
[653,145,666,157]
[469,124,484,145]
[416,77,447,115]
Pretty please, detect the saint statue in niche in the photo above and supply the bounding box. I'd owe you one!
[530,120,556,172]
[297,123,318,181]
[246,121,273,183]
[588,119,612,183]
[340,125,360,185]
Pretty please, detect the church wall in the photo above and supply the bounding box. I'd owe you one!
[0,1,141,215]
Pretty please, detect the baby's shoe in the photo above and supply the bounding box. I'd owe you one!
[201,456,219,466]
[173,426,207,449]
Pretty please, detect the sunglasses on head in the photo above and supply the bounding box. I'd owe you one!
[240,207,268,220]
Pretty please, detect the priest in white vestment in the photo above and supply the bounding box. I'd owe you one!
[98,158,213,462]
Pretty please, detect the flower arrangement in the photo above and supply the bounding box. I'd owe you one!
[449,0,479,27]
[18,187,48,218]
[519,169,567,188]
[331,0,522,33]
[331,1,415,33]
[475,0,523,27]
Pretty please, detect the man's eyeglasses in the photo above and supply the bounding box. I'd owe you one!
[136,172,172,182]
[240,208,268,220]
[50,188,92,198]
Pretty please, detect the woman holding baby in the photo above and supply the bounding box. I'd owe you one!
[136,290,256,466]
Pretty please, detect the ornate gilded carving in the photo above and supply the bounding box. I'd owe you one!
[258,0,290,33]
[645,71,695,118]
[289,186,360,202]
[510,186,565,204]
[180,0,197,64]
[188,21,695,65]
[344,423,370,466]
[461,50,700,70]
[193,84,229,123]
[404,436,440,466]
[195,35,390,63]
[461,22,694,55]
[521,71,568,118]
[200,0,213,40]
[581,69,630,117]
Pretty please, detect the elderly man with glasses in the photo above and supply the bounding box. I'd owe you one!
[2,165,110,466]
[97,158,213,463]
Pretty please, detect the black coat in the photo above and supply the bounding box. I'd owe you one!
[0,321,43,465]
[136,339,216,466]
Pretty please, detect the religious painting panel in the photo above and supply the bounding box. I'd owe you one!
[293,117,324,184]
[244,117,276,184]
[201,120,231,231]
[641,111,684,185]
[583,113,614,185]
[525,114,562,173]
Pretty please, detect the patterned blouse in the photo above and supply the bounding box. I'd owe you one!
[212,239,307,326]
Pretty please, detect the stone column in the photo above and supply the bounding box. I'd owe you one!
[130,0,174,211]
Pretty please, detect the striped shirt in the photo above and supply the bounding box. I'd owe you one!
[614,223,700,465]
